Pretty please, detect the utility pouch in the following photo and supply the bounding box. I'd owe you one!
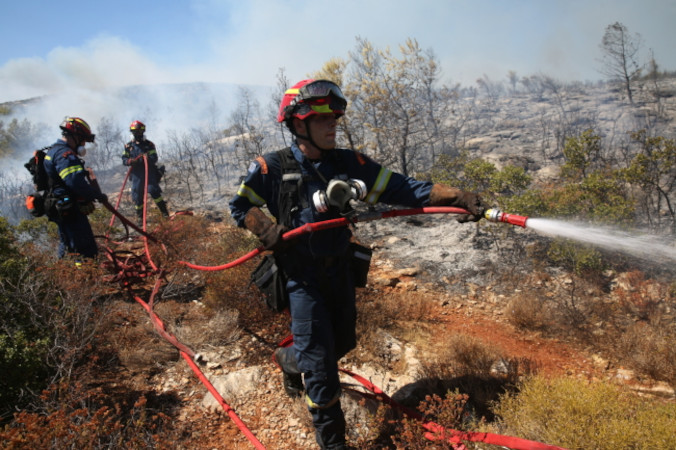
[250,254,289,312]
[55,195,75,220]
[42,194,60,221]
[156,165,165,182]
[350,242,372,288]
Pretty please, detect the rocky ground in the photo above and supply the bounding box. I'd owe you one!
[57,77,676,448]
[97,204,674,450]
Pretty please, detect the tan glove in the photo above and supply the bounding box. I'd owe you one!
[429,184,486,222]
[78,201,95,216]
[244,207,290,251]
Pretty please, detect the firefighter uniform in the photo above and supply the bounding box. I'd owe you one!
[44,140,100,258]
[230,142,434,448]
[122,139,167,217]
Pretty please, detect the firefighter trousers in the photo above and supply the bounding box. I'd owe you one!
[286,255,357,449]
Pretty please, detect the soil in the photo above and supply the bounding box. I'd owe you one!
[93,211,649,450]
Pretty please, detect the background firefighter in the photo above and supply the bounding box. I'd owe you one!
[229,79,486,449]
[43,116,107,259]
[122,120,169,221]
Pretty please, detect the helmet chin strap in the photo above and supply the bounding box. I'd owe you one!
[297,119,332,154]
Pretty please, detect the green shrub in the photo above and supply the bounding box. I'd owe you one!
[0,217,105,420]
[14,216,58,255]
[547,240,606,277]
[0,217,53,418]
[493,376,676,449]
[0,332,51,416]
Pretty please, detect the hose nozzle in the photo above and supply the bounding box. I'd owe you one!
[484,208,528,228]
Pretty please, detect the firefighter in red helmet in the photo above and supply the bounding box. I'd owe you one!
[230,80,485,449]
[43,116,107,259]
[122,120,169,222]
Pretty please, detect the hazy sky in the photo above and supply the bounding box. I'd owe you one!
[1,0,674,104]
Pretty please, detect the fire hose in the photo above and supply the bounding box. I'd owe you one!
[174,207,567,450]
[96,163,266,448]
[99,193,554,449]
[179,207,528,271]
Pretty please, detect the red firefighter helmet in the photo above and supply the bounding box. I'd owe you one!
[130,120,146,133]
[60,116,95,142]
[276,79,347,123]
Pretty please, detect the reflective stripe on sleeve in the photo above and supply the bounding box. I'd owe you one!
[236,183,266,206]
[59,165,84,180]
[365,167,393,204]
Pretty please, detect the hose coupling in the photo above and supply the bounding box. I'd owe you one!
[484,208,528,228]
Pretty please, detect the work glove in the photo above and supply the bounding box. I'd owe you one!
[244,207,290,252]
[429,184,487,223]
[96,193,108,204]
[78,201,95,216]
[126,155,143,167]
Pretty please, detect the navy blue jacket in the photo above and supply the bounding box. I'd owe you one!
[43,140,99,202]
[230,143,433,258]
[122,139,159,182]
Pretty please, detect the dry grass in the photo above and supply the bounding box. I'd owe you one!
[500,262,676,386]
[174,308,241,348]
[505,294,549,331]
[619,322,676,387]
[440,334,501,376]
[492,375,676,450]
[7,209,675,448]
[354,287,437,368]
[0,380,183,448]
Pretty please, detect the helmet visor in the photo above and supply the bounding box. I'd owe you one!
[294,96,346,119]
[295,81,347,118]
[297,80,346,103]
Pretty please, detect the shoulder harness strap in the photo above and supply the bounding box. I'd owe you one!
[274,148,351,227]
[276,147,309,228]
[331,150,349,180]
[41,146,67,192]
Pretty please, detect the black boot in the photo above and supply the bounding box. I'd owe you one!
[135,209,144,226]
[157,200,169,217]
[282,372,304,398]
[274,347,304,398]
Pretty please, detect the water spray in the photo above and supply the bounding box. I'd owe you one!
[484,208,529,228]
[484,208,676,263]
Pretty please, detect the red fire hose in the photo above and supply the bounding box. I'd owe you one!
[100,195,543,449]
[179,207,530,271]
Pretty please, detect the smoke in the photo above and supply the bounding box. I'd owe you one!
[0,36,167,103]
[0,36,274,173]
